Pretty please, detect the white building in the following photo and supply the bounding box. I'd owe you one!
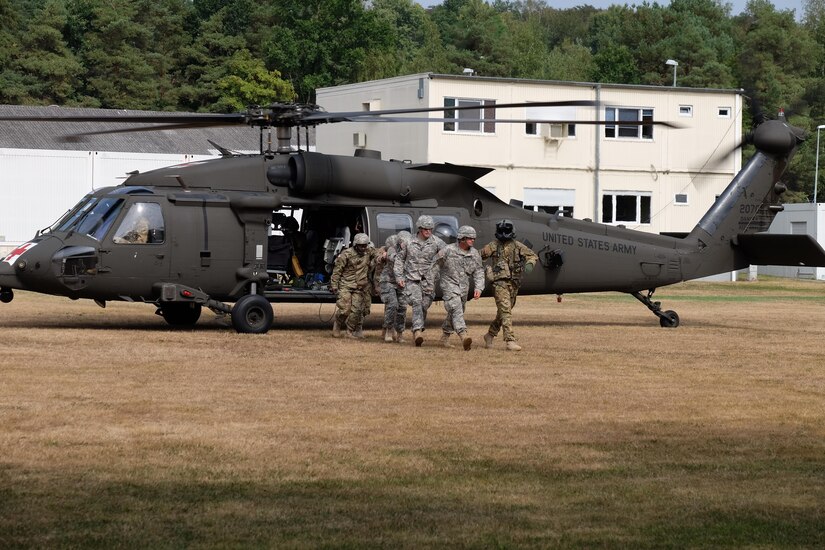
[317,73,743,235]
[762,203,825,280]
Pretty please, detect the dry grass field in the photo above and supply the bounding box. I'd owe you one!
[1,279,824,548]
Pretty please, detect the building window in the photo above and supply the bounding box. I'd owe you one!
[604,107,654,140]
[718,107,731,118]
[523,188,575,218]
[675,193,688,205]
[525,105,577,139]
[602,192,651,224]
[679,105,693,117]
[443,98,496,133]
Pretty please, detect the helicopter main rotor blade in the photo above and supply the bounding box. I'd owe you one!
[300,100,598,124]
[358,117,682,128]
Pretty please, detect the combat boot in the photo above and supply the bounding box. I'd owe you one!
[458,331,472,351]
[395,331,406,344]
[483,332,494,349]
[505,340,522,351]
[380,328,387,341]
[384,329,395,343]
[347,328,364,339]
[440,332,454,348]
[354,326,365,339]
[332,319,342,338]
[413,330,424,347]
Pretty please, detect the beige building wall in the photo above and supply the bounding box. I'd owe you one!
[316,73,742,234]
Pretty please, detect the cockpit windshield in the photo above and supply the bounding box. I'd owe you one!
[40,195,95,235]
[66,197,125,241]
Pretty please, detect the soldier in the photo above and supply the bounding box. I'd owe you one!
[376,231,411,343]
[480,219,538,351]
[436,225,484,351]
[394,215,445,346]
[330,232,380,339]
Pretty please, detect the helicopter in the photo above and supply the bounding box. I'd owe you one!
[0,101,823,333]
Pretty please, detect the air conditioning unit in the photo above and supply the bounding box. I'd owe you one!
[353,132,366,148]
[541,123,566,141]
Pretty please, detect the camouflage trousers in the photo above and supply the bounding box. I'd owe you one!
[441,292,469,335]
[379,281,407,333]
[402,281,434,332]
[335,287,370,331]
[488,281,519,342]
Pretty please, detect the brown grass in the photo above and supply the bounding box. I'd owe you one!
[1,279,824,547]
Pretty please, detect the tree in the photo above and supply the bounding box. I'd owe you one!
[214,50,296,112]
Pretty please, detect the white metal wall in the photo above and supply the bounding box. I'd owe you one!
[0,148,213,245]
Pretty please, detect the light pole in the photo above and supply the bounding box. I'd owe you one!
[815,124,825,204]
[665,59,678,87]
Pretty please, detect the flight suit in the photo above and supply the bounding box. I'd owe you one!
[480,239,538,343]
[330,245,379,333]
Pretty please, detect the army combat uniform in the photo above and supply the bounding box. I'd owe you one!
[480,239,538,346]
[437,242,484,339]
[394,232,444,336]
[330,239,379,337]
[376,234,408,342]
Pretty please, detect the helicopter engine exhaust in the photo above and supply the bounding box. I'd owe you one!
[266,152,466,202]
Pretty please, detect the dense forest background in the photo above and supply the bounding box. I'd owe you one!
[1,0,824,198]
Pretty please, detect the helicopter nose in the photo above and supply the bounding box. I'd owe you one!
[0,259,23,291]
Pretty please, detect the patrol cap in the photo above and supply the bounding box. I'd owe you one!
[457,225,477,239]
[353,233,370,246]
[416,215,435,230]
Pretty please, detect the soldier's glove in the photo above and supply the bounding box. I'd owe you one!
[525,263,535,274]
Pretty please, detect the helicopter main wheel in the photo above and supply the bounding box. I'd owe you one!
[659,310,680,328]
[160,302,202,326]
[231,294,273,334]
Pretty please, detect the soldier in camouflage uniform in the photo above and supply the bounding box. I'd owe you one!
[436,225,484,351]
[394,215,445,347]
[480,219,538,351]
[376,231,411,343]
[330,233,380,339]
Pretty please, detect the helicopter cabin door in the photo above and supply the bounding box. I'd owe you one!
[99,199,170,297]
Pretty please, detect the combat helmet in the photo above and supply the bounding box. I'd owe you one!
[495,219,516,240]
[397,230,412,245]
[416,215,435,230]
[457,225,477,240]
[353,233,370,249]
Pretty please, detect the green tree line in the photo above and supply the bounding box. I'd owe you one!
[1,0,824,198]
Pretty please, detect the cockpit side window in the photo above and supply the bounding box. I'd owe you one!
[112,203,165,245]
[73,198,125,240]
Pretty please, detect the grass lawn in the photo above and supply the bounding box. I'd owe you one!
[1,278,824,547]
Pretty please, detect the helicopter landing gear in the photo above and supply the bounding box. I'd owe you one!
[159,302,202,327]
[0,287,12,303]
[231,294,273,334]
[631,289,680,328]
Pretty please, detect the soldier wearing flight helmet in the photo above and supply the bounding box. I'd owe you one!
[435,225,484,350]
[394,215,445,346]
[330,232,380,339]
[480,219,538,351]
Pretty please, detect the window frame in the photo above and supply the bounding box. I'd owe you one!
[604,107,654,140]
[443,97,496,134]
[601,192,652,225]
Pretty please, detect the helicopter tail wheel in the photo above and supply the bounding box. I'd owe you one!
[160,302,202,327]
[231,294,273,334]
[659,310,680,328]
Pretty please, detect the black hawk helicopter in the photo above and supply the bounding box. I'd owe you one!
[0,101,823,332]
